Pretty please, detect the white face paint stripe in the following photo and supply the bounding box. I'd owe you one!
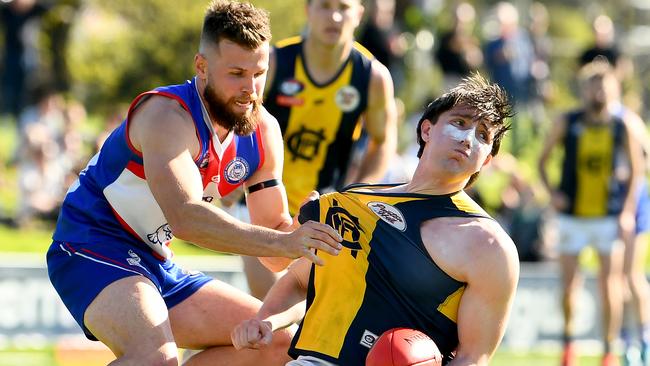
[441,123,492,156]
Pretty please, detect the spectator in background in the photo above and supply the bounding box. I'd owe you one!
[578,14,633,83]
[483,2,535,155]
[17,121,67,226]
[435,2,483,91]
[357,0,406,88]
[527,1,553,135]
[538,61,644,366]
[0,0,49,120]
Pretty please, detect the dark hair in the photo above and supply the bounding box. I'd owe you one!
[201,1,271,50]
[577,57,614,85]
[416,73,513,159]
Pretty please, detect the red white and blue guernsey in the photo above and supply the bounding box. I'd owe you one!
[48,77,265,340]
[53,77,265,259]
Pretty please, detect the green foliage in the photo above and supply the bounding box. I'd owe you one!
[69,0,203,111]
[67,0,305,113]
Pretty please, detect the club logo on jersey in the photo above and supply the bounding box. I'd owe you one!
[335,85,360,112]
[147,224,173,246]
[368,202,407,231]
[359,329,378,349]
[325,199,364,258]
[279,78,304,96]
[126,249,150,274]
[224,157,250,184]
[286,125,327,162]
[276,79,305,106]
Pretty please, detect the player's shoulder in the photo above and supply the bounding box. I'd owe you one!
[130,94,195,137]
[467,217,517,261]
[257,105,281,134]
[369,57,392,83]
[274,36,302,50]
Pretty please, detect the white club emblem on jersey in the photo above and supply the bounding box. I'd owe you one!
[368,201,407,231]
[359,329,379,349]
[335,85,360,112]
[147,223,173,245]
[224,157,250,184]
[126,249,150,274]
[279,79,303,96]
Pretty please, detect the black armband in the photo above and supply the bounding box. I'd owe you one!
[245,179,281,194]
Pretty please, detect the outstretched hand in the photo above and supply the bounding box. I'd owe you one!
[281,220,342,266]
[231,318,273,350]
[278,190,342,266]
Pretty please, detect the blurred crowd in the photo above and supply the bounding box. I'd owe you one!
[0,0,648,264]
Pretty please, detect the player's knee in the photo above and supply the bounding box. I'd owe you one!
[128,344,179,366]
[262,328,293,364]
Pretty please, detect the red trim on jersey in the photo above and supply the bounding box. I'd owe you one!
[110,207,144,242]
[63,242,77,253]
[79,247,146,274]
[126,161,146,180]
[125,90,204,162]
[254,124,265,170]
[110,207,166,262]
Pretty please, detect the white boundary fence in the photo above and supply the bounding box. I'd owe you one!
[0,255,605,351]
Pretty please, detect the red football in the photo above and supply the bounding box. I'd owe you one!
[366,328,443,366]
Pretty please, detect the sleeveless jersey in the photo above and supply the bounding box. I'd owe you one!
[53,77,265,259]
[265,36,373,213]
[559,110,627,217]
[290,184,494,365]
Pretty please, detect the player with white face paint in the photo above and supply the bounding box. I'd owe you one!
[231,74,519,366]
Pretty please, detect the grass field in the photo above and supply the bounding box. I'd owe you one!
[0,347,609,366]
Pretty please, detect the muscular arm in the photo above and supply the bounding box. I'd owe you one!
[231,258,311,350]
[619,113,645,237]
[257,258,311,329]
[130,96,341,261]
[449,224,520,366]
[624,110,650,171]
[244,107,295,271]
[537,114,568,210]
[347,60,397,184]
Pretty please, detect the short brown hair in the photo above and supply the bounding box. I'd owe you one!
[415,73,513,188]
[201,1,271,50]
[416,73,513,159]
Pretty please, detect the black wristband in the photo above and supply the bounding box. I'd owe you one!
[245,179,281,194]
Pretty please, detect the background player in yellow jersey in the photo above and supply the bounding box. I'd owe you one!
[231,74,520,366]
[239,0,398,299]
[538,60,644,366]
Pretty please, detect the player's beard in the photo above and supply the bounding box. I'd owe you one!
[203,83,260,136]
[588,99,607,113]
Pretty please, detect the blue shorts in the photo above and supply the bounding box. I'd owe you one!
[46,239,212,340]
[637,181,650,234]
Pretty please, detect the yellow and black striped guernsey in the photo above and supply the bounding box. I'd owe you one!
[292,184,494,365]
[559,110,627,217]
[265,37,373,214]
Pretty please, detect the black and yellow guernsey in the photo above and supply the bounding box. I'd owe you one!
[265,36,373,214]
[559,110,627,217]
[291,183,494,365]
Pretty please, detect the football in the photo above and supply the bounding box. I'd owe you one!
[366,328,443,366]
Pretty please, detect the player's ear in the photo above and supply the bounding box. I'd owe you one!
[194,53,207,80]
[420,119,432,143]
[355,3,365,26]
